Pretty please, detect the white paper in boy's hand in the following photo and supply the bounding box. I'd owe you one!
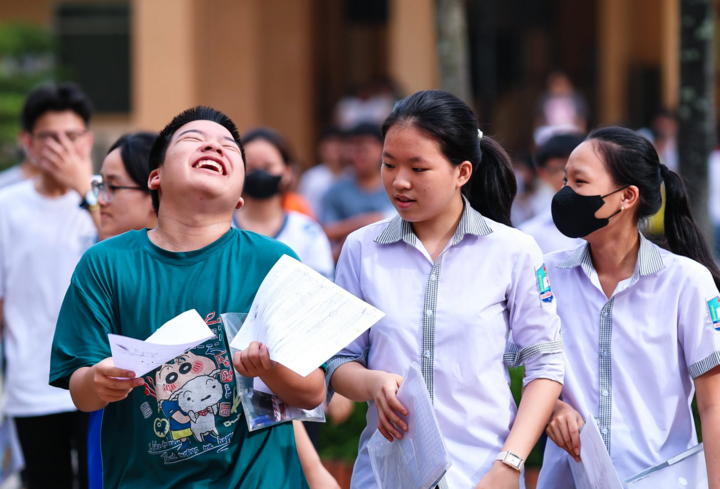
[108,309,215,378]
[230,255,385,377]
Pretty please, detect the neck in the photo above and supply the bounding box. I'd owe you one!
[411,195,465,256]
[20,160,41,180]
[586,220,640,277]
[35,172,70,198]
[149,210,232,253]
[235,196,284,224]
[327,161,345,177]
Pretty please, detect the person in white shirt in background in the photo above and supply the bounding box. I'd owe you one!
[519,133,585,254]
[297,126,349,218]
[537,127,720,488]
[0,149,41,189]
[0,82,98,489]
[232,126,353,489]
[327,90,564,489]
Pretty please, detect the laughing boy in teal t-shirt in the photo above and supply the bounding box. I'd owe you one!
[50,107,326,488]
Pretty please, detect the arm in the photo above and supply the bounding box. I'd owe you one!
[233,342,325,410]
[326,393,354,425]
[477,379,562,489]
[694,366,720,489]
[293,421,340,489]
[69,358,145,412]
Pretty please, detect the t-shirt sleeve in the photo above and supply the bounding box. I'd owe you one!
[505,235,564,386]
[679,264,720,379]
[325,234,369,403]
[50,249,115,390]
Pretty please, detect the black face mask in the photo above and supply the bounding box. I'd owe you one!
[551,185,628,238]
[243,170,283,200]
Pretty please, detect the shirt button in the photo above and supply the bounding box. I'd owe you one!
[423,350,431,358]
[426,309,433,317]
[601,350,609,357]
[602,310,609,318]
[602,389,609,397]
[430,274,437,281]
[601,428,609,435]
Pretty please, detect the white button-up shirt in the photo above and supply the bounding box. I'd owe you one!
[327,202,564,489]
[537,234,720,488]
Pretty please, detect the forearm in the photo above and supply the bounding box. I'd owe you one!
[260,366,325,409]
[503,378,562,458]
[329,361,384,403]
[700,404,720,488]
[69,366,108,412]
[294,421,322,469]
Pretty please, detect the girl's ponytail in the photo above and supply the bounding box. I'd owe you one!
[661,165,720,289]
[465,136,516,226]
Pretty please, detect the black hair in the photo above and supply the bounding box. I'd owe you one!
[588,126,720,289]
[148,106,244,214]
[349,122,383,143]
[382,90,516,226]
[21,82,94,133]
[107,131,158,190]
[535,133,586,168]
[242,127,295,166]
[319,125,343,141]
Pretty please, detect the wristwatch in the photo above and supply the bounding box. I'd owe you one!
[496,451,525,472]
[79,189,99,212]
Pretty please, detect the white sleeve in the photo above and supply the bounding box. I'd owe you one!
[679,264,720,378]
[303,221,335,280]
[325,233,370,402]
[504,235,565,386]
[0,207,6,300]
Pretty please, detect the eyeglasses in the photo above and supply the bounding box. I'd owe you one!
[32,130,88,143]
[91,179,146,203]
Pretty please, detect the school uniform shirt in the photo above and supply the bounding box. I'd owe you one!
[518,208,583,254]
[326,200,564,489]
[536,234,720,488]
[233,211,334,279]
[50,229,310,489]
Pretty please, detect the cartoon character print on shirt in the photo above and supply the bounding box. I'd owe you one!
[143,311,240,463]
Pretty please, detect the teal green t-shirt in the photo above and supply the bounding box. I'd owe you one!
[50,228,310,489]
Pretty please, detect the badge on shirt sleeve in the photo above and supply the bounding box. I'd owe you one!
[707,296,720,331]
[536,264,554,305]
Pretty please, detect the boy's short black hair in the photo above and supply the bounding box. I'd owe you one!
[148,106,244,215]
[348,122,383,143]
[21,82,94,133]
[534,133,586,168]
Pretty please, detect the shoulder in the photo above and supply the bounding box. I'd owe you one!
[346,217,396,246]
[483,217,539,250]
[286,212,325,236]
[235,228,299,261]
[658,246,716,286]
[0,179,33,205]
[543,243,586,269]
[0,166,22,188]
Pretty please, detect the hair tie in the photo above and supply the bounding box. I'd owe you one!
[477,129,483,140]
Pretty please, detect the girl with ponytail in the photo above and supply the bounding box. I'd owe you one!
[538,126,720,488]
[326,90,565,489]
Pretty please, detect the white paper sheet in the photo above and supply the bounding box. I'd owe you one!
[367,363,452,489]
[570,415,624,489]
[229,255,385,377]
[109,309,215,378]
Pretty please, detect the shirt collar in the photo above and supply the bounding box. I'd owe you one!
[556,232,665,279]
[374,196,493,247]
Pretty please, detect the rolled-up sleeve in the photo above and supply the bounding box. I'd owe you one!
[679,264,720,379]
[325,233,370,403]
[504,235,564,386]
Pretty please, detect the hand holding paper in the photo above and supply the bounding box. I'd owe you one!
[230,255,385,377]
[569,415,624,489]
[108,309,215,379]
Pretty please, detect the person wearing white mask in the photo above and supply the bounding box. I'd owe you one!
[537,127,720,488]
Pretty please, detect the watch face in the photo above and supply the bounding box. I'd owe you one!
[506,454,521,467]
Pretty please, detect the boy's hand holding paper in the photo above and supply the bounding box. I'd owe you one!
[229,255,385,377]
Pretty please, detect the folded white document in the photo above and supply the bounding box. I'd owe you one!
[367,362,451,489]
[229,254,385,377]
[108,309,215,378]
[569,415,624,489]
[625,444,707,489]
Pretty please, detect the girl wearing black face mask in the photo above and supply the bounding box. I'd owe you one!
[537,127,720,488]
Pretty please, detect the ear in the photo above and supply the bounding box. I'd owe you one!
[235,196,244,210]
[80,131,94,157]
[621,185,640,211]
[456,160,473,188]
[148,168,161,191]
[18,131,32,151]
